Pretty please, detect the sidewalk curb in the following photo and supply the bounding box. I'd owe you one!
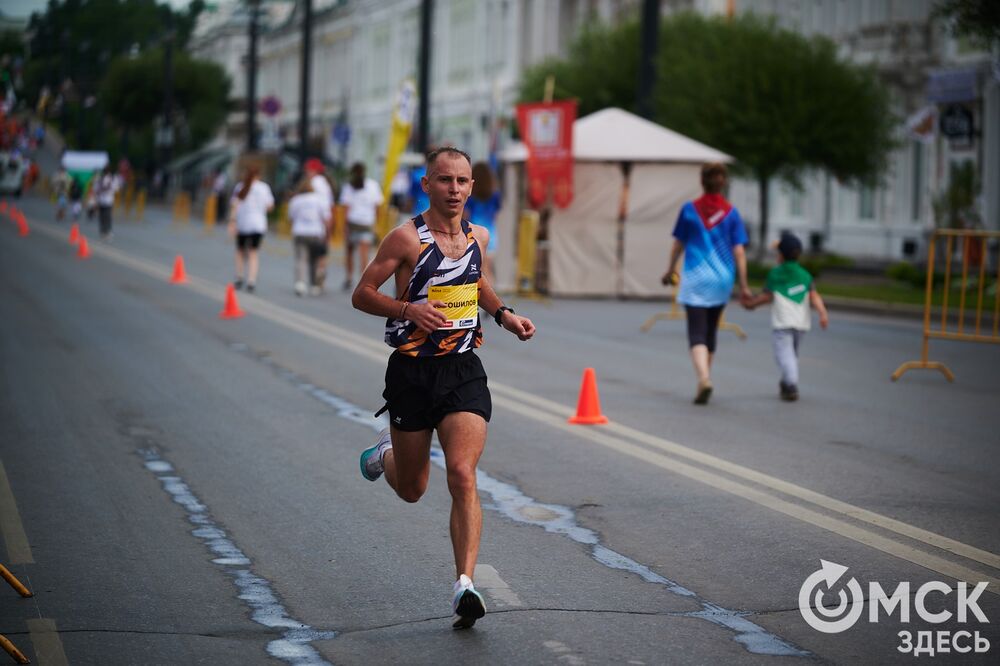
[823,295,925,320]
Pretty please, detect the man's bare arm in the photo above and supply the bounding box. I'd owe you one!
[352,224,447,332]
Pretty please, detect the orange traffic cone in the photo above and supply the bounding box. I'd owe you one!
[77,236,91,259]
[17,217,28,237]
[69,223,80,244]
[169,255,188,284]
[568,368,609,425]
[219,284,246,319]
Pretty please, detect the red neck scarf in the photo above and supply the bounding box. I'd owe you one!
[693,193,732,230]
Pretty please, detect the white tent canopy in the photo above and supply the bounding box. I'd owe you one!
[572,107,732,163]
[61,151,109,173]
[496,108,734,297]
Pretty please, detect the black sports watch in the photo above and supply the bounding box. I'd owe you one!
[494,306,515,326]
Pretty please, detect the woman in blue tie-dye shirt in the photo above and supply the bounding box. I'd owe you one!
[662,162,751,405]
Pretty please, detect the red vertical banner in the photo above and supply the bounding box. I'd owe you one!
[516,100,576,208]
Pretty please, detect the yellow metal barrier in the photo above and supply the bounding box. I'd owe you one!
[517,210,539,296]
[172,192,192,225]
[374,204,399,244]
[330,204,346,249]
[203,194,218,232]
[0,562,31,664]
[892,229,1000,382]
[276,202,290,238]
[133,189,146,222]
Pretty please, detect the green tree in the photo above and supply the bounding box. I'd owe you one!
[23,0,205,112]
[100,49,230,166]
[934,0,1000,44]
[520,13,896,253]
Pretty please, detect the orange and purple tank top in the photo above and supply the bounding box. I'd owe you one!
[385,214,484,357]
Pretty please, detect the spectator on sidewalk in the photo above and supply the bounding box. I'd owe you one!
[228,166,274,293]
[289,176,332,297]
[743,232,830,401]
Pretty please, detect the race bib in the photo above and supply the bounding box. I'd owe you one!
[428,283,479,330]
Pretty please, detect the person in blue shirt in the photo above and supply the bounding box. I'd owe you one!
[409,164,429,214]
[464,162,502,283]
[662,163,751,404]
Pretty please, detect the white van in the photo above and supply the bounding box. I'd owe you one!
[0,152,28,196]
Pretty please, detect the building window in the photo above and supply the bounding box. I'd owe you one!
[858,184,876,220]
[788,185,804,217]
[449,0,474,83]
[910,142,923,222]
[370,24,390,100]
[486,0,508,75]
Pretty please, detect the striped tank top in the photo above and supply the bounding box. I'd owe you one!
[385,214,484,357]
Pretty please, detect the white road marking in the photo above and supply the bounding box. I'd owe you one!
[0,461,33,564]
[27,618,69,666]
[473,563,523,608]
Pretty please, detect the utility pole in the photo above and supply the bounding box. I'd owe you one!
[637,0,659,120]
[163,12,175,170]
[416,0,433,154]
[246,0,259,152]
[298,0,313,167]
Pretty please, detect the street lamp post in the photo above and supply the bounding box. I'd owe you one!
[247,0,260,152]
[416,0,433,154]
[298,0,313,167]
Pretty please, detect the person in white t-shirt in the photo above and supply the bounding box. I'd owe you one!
[94,165,121,240]
[288,176,333,296]
[339,162,384,290]
[228,166,274,293]
[304,158,335,290]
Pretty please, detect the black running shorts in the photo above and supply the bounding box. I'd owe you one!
[236,232,263,250]
[380,351,492,432]
[685,305,725,353]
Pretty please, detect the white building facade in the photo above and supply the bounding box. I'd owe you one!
[190,0,998,260]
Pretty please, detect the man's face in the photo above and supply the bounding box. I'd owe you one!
[422,154,474,218]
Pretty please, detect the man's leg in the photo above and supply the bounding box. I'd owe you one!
[436,412,486,579]
[381,427,432,503]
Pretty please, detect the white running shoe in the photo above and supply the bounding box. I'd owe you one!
[451,574,486,629]
[294,281,307,296]
[359,428,392,482]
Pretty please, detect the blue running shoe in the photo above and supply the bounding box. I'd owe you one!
[360,428,392,482]
[451,574,486,629]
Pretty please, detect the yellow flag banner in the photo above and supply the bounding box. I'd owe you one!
[382,80,417,199]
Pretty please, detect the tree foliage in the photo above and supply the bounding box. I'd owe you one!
[934,0,1000,44]
[520,12,896,251]
[24,0,205,103]
[100,49,230,160]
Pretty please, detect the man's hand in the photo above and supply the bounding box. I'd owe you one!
[409,300,449,333]
[819,313,829,330]
[739,286,753,307]
[501,312,535,341]
[661,271,679,286]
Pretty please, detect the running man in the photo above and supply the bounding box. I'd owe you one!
[352,147,535,629]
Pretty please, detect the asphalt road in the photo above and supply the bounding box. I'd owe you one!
[1,194,998,665]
